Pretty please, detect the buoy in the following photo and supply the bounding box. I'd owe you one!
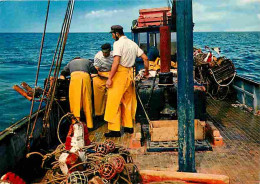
[0,172,26,184]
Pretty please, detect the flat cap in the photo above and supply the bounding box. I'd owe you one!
[101,43,111,52]
[110,25,123,33]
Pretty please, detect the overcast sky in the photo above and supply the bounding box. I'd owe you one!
[0,0,259,32]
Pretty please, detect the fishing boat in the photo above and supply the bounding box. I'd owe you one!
[0,0,259,183]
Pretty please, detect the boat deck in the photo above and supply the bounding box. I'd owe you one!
[89,98,260,184]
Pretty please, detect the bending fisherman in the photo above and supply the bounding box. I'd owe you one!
[104,25,149,137]
[60,57,95,128]
[93,43,113,116]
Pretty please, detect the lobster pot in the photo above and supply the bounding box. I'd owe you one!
[209,58,236,85]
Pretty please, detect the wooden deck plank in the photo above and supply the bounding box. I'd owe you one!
[88,99,259,183]
[202,98,260,183]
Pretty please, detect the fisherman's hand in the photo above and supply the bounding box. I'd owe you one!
[91,74,98,78]
[59,75,65,80]
[143,70,150,79]
[106,78,113,88]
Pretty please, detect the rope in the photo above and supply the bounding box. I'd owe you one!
[26,0,51,151]
[26,152,44,158]
[54,99,71,122]
[145,70,159,109]
[29,140,136,183]
[57,112,84,145]
[136,91,150,123]
[205,78,230,101]
[57,113,72,145]
[209,69,236,87]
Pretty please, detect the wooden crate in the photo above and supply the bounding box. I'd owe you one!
[149,119,205,142]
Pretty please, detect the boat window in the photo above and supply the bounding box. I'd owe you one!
[171,32,177,55]
[149,33,156,47]
[139,32,147,54]
[156,32,177,56]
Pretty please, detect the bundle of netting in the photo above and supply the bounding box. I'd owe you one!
[28,140,140,183]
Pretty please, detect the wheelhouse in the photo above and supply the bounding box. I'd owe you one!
[131,7,177,59]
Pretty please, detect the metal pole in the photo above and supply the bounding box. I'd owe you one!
[160,26,171,73]
[133,32,139,44]
[176,0,196,172]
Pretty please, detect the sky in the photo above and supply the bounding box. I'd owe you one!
[0,0,259,32]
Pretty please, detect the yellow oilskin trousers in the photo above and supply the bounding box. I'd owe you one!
[104,65,137,131]
[69,71,93,128]
[93,71,109,116]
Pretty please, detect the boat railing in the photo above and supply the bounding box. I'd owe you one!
[232,75,260,113]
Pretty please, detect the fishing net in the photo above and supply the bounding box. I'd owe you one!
[67,171,88,184]
[28,140,139,183]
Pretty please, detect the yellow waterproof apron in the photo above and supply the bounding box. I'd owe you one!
[93,71,109,116]
[69,71,93,128]
[104,65,137,131]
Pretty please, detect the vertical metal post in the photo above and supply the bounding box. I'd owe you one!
[133,32,139,44]
[253,86,257,114]
[241,82,245,105]
[256,84,260,112]
[176,0,196,172]
[147,32,150,52]
[163,11,167,26]
[160,26,171,73]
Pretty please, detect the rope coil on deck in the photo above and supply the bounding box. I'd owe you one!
[26,141,138,183]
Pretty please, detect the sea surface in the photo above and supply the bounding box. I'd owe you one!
[0,32,259,131]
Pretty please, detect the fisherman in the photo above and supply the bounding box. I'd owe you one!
[104,25,149,137]
[93,43,113,117]
[60,57,94,128]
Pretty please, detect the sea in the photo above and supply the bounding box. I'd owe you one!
[0,32,259,131]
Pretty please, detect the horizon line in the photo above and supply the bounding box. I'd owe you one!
[0,31,260,33]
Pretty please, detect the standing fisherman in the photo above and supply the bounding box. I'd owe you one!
[60,57,94,128]
[93,43,113,116]
[104,25,149,137]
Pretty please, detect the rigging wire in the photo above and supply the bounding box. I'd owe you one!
[26,0,51,150]
[167,0,173,8]
[42,0,72,122]
[44,0,75,126]
[28,22,65,142]
[26,0,75,149]
[28,0,72,141]
[43,0,72,119]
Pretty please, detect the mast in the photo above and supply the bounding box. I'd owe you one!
[176,0,196,172]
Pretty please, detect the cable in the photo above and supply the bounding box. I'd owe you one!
[145,70,159,109]
[43,0,73,122]
[28,8,68,142]
[26,0,76,149]
[44,0,75,126]
[26,0,51,150]
[136,91,150,123]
